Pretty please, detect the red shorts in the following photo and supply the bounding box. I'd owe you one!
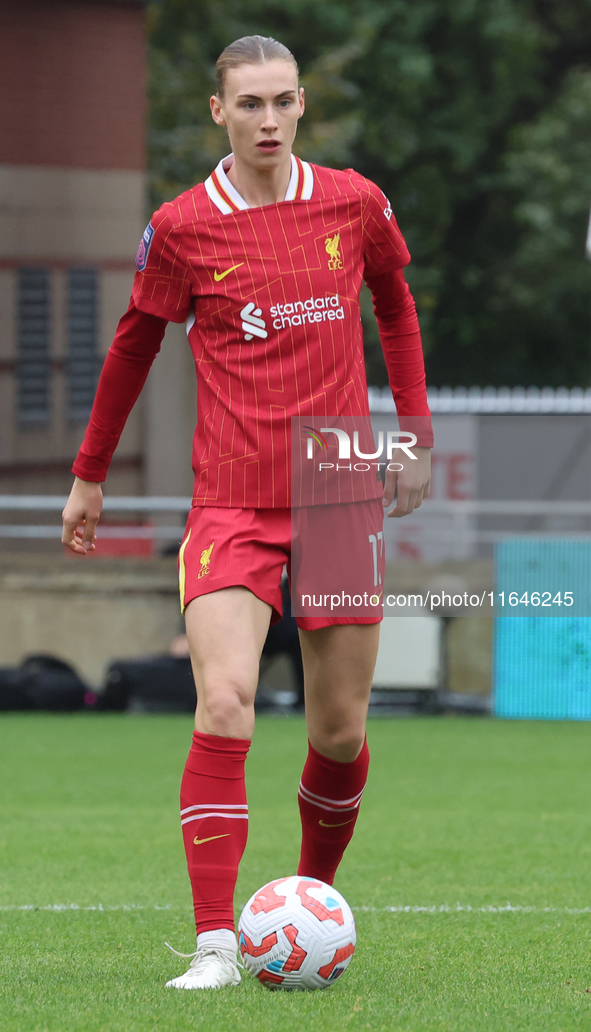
[178,500,385,630]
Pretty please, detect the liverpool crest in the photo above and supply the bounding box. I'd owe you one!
[325,232,343,270]
[198,541,215,578]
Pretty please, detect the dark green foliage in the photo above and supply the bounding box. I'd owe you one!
[147,0,591,387]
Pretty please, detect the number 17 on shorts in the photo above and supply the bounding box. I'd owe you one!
[290,498,385,620]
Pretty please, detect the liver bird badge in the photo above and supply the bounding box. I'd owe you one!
[198,541,215,578]
[325,232,343,270]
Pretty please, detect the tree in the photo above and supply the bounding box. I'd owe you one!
[147,0,591,387]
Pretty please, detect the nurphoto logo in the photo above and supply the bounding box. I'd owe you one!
[303,427,418,472]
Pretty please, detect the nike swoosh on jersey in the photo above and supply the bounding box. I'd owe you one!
[193,833,231,846]
[318,818,355,828]
[213,263,244,281]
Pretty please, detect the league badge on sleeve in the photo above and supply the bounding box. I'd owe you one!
[136,221,155,271]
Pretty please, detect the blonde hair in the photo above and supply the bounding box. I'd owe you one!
[215,35,299,98]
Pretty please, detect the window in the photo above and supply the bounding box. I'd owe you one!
[67,267,98,420]
[17,268,51,423]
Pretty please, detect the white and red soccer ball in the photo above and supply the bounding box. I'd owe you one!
[238,876,356,990]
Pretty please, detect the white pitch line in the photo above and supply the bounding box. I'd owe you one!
[1,903,591,914]
[0,903,173,912]
[358,904,591,914]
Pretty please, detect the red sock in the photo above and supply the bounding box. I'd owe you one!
[180,731,250,934]
[297,739,370,885]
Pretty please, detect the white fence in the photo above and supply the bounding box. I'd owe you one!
[0,496,190,539]
[369,385,591,413]
[1,496,590,553]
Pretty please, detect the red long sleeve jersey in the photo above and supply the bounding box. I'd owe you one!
[73,154,433,506]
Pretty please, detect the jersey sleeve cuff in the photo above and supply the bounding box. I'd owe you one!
[71,458,107,483]
[133,294,189,324]
[364,254,410,279]
[397,416,434,449]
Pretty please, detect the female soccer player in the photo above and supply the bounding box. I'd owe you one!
[62,36,432,989]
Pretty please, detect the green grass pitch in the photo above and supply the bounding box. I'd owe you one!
[2,713,591,1031]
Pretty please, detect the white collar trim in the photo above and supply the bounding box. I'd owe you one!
[215,154,250,211]
[205,153,314,213]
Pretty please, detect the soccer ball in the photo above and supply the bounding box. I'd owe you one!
[238,875,356,990]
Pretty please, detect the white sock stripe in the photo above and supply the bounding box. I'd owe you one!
[299,784,365,809]
[180,803,248,816]
[297,798,361,815]
[297,787,362,814]
[180,812,249,827]
[298,781,365,808]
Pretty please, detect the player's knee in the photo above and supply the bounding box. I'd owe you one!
[199,679,255,734]
[312,726,365,764]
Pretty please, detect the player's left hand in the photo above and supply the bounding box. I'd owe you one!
[382,446,431,518]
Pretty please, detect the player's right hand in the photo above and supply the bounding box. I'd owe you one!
[61,477,103,555]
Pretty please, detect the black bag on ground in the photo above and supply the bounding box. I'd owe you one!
[0,655,88,712]
[21,655,89,711]
[100,656,196,713]
[0,667,35,711]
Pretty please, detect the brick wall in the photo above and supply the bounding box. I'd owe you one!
[0,0,146,169]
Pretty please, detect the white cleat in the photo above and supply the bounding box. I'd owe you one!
[165,943,241,990]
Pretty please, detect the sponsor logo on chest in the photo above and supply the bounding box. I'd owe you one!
[212,229,347,340]
[270,294,345,330]
[237,295,345,340]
